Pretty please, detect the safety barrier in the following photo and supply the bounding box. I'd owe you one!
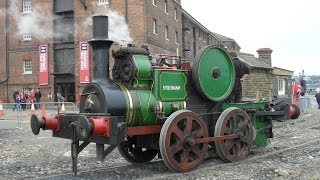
[299,96,311,112]
[0,101,78,121]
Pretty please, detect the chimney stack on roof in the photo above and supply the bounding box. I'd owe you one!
[257,48,273,67]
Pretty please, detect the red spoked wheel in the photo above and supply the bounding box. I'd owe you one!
[214,107,254,162]
[159,110,208,172]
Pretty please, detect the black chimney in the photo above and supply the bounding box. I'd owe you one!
[88,16,113,81]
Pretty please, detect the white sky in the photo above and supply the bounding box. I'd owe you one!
[182,0,320,76]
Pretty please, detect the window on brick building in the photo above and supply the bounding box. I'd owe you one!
[153,0,157,6]
[22,0,32,13]
[153,19,157,35]
[174,8,178,21]
[175,31,178,44]
[23,59,32,74]
[198,30,201,40]
[164,1,168,14]
[98,0,109,5]
[23,32,32,41]
[165,26,169,40]
[278,78,285,95]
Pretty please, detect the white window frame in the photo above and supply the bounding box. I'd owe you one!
[164,1,168,14]
[97,0,109,5]
[23,32,32,41]
[174,8,178,21]
[175,31,179,45]
[165,26,169,40]
[22,0,32,13]
[153,0,157,7]
[23,59,32,75]
[153,19,157,35]
[278,78,285,95]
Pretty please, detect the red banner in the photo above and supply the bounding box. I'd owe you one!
[39,44,49,85]
[79,42,91,83]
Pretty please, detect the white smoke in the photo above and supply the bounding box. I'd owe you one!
[0,9,5,17]
[89,2,133,46]
[8,0,54,40]
[1,0,133,45]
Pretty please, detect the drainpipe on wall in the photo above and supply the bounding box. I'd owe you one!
[5,0,9,102]
[125,0,128,23]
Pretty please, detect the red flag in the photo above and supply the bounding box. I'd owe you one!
[79,42,90,83]
[39,44,49,85]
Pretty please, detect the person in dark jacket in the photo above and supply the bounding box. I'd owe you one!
[35,88,42,109]
[315,88,320,109]
[228,51,250,103]
[13,89,20,111]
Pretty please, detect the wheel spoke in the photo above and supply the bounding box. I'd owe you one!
[238,119,249,130]
[185,117,192,133]
[231,114,238,129]
[191,129,204,138]
[191,144,202,156]
[240,137,251,145]
[173,128,185,140]
[170,141,184,155]
[235,141,242,157]
[224,128,233,135]
[181,150,189,169]
[224,140,234,152]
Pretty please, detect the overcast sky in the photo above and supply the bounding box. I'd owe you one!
[182,0,320,76]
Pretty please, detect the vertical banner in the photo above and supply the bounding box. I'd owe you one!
[39,44,49,85]
[79,42,90,83]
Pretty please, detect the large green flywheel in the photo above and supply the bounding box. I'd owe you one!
[192,45,235,101]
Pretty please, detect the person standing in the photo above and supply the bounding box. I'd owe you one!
[228,51,250,103]
[29,89,35,109]
[315,88,320,109]
[13,89,20,111]
[19,90,27,111]
[35,88,42,109]
[57,91,66,111]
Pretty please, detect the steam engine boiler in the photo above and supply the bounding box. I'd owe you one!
[30,16,299,175]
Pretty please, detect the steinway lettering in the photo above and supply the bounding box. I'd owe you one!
[163,86,181,91]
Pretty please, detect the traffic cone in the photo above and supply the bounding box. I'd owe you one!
[0,99,4,118]
[60,102,65,114]
[41,104,47,117]
[30,102,35,115]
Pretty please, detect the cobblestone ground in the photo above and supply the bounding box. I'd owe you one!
[0,96,319,179]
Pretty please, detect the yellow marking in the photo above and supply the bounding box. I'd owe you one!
[86,95,94,108]
[117,83,133,125]
[183,101,187,109]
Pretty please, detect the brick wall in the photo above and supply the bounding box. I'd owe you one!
[145,0,182,55]
[0,1,7,101]
[242,69,273,100]
[182,13,221,60]
[4,0,54,103]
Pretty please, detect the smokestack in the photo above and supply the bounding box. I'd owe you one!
[88,16,113,81]
[257,48,273,67]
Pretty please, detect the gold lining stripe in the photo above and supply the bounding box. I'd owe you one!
[116,83,134,125]
[159,101,163,113]
[183,101,187,109]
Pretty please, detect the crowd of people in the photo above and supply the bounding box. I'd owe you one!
[12,88,41,111]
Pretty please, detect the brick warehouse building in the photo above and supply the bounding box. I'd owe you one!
[0,0,225,103]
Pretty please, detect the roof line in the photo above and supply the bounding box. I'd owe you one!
[181,9,224,46]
